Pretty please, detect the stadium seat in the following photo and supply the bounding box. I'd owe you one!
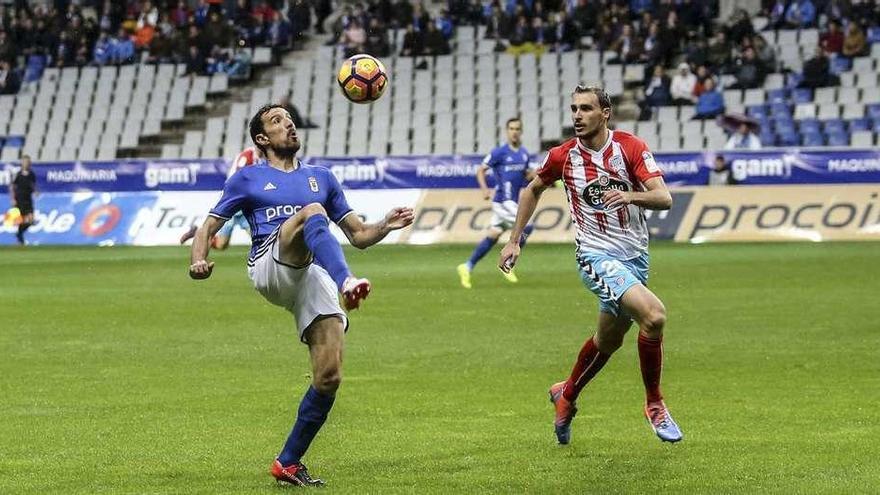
[801,132,824,146]
[823,119,846,134]
[826,132,849,146]
[851,130,874,147]
[831,57,852,74]
[799,119,821,134]
[849,117,871,132]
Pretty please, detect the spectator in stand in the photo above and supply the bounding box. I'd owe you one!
[365,18,390,57]
[147,28,174,64]
[670,62,697,105]
[423,20,451,55]
[0,60,20,95]
[842,22,868,58]
[546,11,579,52]
[171,1,190,28]
[339,19,366,58]
[400,23,422,57]
[607,23,641,64]
[437,8,455,39]
[506,14,536,55]
[0,30,16,63]
[752,34,776,70]
[288,0,312,42]
[725,123,762,150]
[640,22,664,68]
[638,65,671,120]
[693,77,724,120]
[729,47,766,90]
[267,11,292,51]
[184,44,207,75]
[93,31,113,65]
[707,30,732,73]
[708,155,737,186]
[204,11,233,49]
[727,8,755,45]
[820,19,844,55]
[785,0,816,29]
[799,47,839,88]
[314,0,333,34]
[691,65,713,98]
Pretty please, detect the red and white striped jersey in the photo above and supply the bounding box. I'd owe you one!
[228,147,262,178]
[537,130,664,259]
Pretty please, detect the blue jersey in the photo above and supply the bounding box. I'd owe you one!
[482,143,532,203]
[209,161,353,262]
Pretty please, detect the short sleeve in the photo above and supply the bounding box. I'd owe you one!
[481,147,499,168]
[209,172,248,220]
[324,169,354,224]
[536,147,565,184]
[624,137,664,184]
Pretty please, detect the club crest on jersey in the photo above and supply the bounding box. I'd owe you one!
[308,177,319,192]
[610,155,626,174]
[583,175,629,211]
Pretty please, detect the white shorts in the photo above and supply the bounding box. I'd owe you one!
[247,240,348,343]
[490,200,518,230]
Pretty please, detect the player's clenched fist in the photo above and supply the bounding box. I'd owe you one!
[498,242,520,273]
[189,260,215,280]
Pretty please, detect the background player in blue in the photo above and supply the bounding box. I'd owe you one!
[457,118,535,288]
[188,104,414,486]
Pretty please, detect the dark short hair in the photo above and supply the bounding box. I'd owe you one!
[249,103,286,154]
[573,85,612,110]
[506,117,522,128]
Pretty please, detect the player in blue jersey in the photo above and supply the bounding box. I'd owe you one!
[457,118,535,288]
[188,104,414,487]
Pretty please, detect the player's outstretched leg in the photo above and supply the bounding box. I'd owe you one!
[457,232,499,288]
[280,203,370,310]
[622,285,682,443]
[271,317,343,486]
[550,312,629,444]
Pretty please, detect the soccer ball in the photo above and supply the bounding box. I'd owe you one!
[336,54,388,104]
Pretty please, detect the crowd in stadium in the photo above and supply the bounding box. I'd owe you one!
[1,0,879,105]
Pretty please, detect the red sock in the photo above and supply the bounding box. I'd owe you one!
[638,332,664,403]
[562,336,611,402]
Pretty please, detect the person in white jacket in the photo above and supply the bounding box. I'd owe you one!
[724,123,763,150]
[670,62,697,105]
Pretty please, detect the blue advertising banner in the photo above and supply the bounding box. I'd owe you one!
[1,149,879,193]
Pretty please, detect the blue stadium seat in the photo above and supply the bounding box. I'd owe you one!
[799,119,821,134]
[849,118,871,132]
[872,118,880,133]
[747,104,768,119]
[801,132,824,146]
[774,119,797,135]
[868,27,880,44]
[785,72,803,89]
[760,131,777,146]
[831,57,852,75]
[770,102,791,118]
[823,119,846,134]
[792,88,813,104]
[867,103,880,119]
[826,132,849,146]
[777,131,799,146]
[767,89,788,103]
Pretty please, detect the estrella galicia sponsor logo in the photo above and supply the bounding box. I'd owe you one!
[583,175,629,210]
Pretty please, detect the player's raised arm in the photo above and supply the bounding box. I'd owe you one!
[189,215,225,279]
[338,207,415,249]
[498,176,550,272]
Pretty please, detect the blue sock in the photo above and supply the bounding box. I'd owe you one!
[467,237,498,269]
[519,224,535,247]
[278,386,336,466]
[303,215,351,290]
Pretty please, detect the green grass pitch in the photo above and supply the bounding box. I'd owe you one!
[1,242,878,494]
